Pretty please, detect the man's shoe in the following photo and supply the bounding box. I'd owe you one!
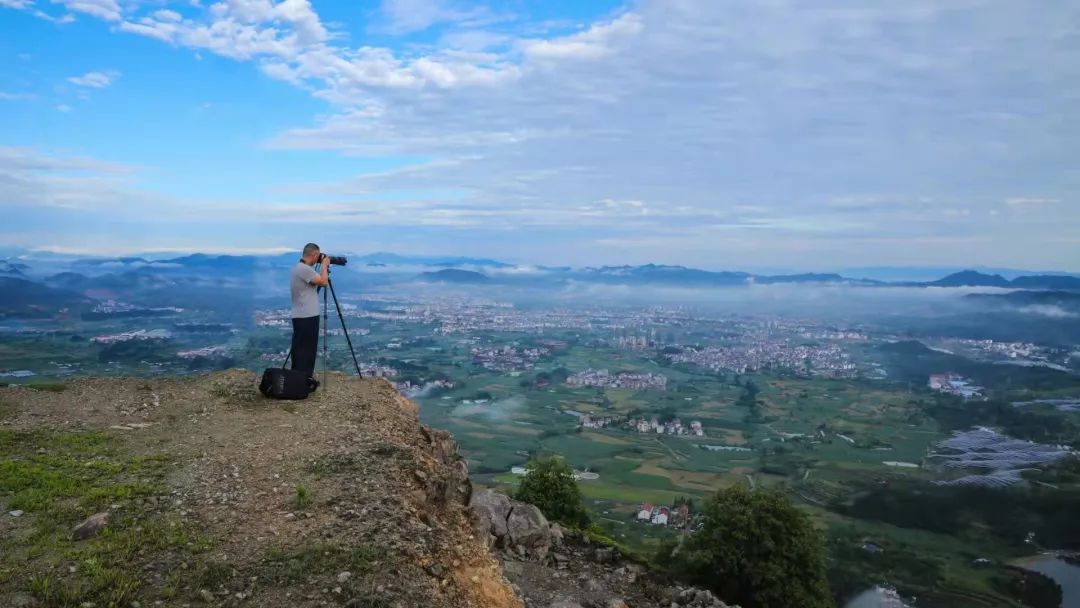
[308,378,320,393]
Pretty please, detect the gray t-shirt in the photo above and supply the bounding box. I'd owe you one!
[290,262,320,318]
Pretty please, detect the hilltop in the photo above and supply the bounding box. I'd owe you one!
[0,371,519,608]
[0,372,732,608]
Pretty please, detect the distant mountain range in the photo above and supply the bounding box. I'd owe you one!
[5,252,1080,303]
[416,269,491,284]
[920,271,1080,290]
[0,277,92,317]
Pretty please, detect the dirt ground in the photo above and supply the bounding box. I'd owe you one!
[0,370,521,608]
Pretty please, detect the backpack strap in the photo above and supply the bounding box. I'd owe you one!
[281,349,292,369]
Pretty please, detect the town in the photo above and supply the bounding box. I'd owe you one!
[668,343,857,377]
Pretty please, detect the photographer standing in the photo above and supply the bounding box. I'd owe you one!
[291,243,329,391]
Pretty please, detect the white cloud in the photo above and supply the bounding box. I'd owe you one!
[152,8,181,22]
[5,0,1079,268]
[67,70,118,88]
[0,91,35,100]
[55,104,72,112]
[0,146,143,209]
[1005,197,1061,207]
[521,13,642,60]
[0,0,32,8]
[377,0,505,35]
[53,0,121,21]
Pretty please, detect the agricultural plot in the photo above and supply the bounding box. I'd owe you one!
[932,427,1074,488]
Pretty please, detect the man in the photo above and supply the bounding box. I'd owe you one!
[291,243,329,391]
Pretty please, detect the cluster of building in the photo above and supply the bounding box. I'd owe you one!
[359,362,399,377]
[393,378,455,398]
[566,369,668,390]
[176,345,229,359]
[928,373,984,399]
[509,466,599,481]
[255,309,291,328]
[470,344,550,371]
[614,335,651,350]
[91,329,172,344]
[939,338,1070,370]
[636,503,691,527]
[350,297,697,336]
[88,301,183,315]
[668,342,856,378]
[580,414,704,436]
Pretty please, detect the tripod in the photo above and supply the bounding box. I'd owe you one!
[318,264,364,386]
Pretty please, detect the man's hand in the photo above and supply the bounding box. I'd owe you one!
[311,254,330,287]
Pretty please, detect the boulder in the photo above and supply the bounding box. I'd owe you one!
[506,503,552,559]
[580,575,604,592]
[550,522,565,546]
[72,512,109,541]
[470,489,513,542]
[548,598,584,608]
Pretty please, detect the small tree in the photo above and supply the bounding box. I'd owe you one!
[665,486,832,608]
[515,457,590,528]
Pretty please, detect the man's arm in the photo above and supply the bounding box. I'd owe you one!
[309,260,329,287]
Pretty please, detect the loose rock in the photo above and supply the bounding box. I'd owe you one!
[72,512,109,541]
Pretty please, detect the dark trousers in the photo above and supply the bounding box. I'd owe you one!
[291,315,319,378]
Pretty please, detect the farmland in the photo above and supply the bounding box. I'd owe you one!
[5,292,1080,606]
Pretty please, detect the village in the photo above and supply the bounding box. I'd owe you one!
[636,501,695,529]
[579,413,705,437]
[928,373,984,399]
[668,342,857,378]
[566,368,668,390]
[470,344,551,372]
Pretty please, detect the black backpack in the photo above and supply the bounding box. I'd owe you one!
[259,351,311,400]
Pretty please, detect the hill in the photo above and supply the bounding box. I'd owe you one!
[0,277,92,317]
[928,271,1080,290]
[927,270,1012,288]
[0,372,518,608]
[0,372,724,608]
[417,269,492,284]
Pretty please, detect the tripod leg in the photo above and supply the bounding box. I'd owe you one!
[322,282,329,390]
[326,278,363,378]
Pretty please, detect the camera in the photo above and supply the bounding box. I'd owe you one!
[320,254,348,266]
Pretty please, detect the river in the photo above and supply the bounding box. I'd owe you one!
[843,586,910,608]
[1014,555,1080,608]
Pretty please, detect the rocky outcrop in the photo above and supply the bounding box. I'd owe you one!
[471,489,560,560]
[469,489,736,608]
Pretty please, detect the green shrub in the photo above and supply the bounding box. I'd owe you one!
[514,456,590,528]
[658,486,832,608]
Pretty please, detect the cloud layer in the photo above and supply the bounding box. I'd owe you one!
[1,0,1078,268]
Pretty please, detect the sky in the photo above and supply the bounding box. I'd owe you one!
[0,0,1077,271]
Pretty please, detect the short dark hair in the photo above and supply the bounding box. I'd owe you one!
[302,243,320,257]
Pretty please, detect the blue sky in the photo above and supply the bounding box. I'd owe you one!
[0,0,1077,270]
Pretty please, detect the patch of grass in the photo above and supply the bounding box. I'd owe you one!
[26,381,67,393]
[295,485,313,508]
[307,454,364,475]
[0,428,214,606]
[190,560,236,591]
[260,543,383,586]
[0,430,162,514]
